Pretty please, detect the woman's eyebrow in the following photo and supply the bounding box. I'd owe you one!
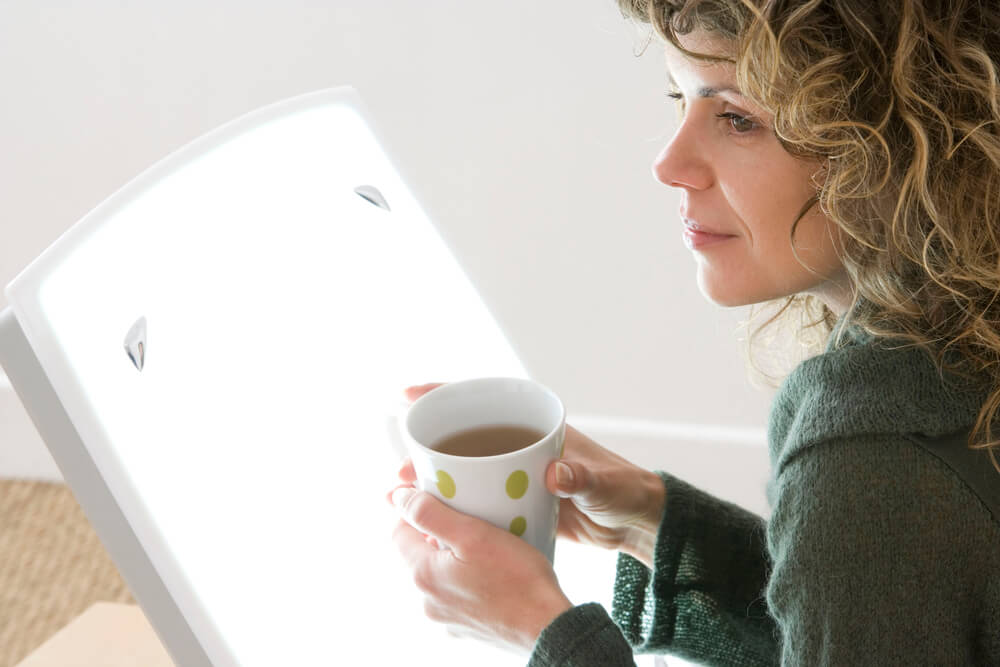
[666,77,744,99]
[696,86,742,98]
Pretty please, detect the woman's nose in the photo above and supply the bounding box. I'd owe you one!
[651,124,712,191]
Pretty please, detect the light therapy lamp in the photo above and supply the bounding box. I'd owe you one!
[0,87,537,665]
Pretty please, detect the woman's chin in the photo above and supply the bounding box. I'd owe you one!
[696,275,758,308]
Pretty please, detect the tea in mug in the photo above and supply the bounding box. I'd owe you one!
[430,424,546,457]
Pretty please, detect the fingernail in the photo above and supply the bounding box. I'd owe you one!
[555,461,574,489]
[391,487,415,508]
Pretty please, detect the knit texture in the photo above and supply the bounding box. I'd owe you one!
[528,322,1000,665]
[527,602,634,666]
[612,472,777,666]
[766,321,990,476]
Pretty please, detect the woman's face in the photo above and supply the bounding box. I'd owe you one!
[655,30,848,311]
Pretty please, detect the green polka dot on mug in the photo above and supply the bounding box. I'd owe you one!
[435,470,456,498]
[506,470,529,499]
[509,516,527,536]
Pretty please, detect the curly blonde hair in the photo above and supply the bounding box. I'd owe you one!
[618,0,1000,471]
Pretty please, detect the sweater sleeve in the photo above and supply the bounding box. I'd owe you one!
[528,471,780,666]
[527,603,636,666]
[612,471,779,666]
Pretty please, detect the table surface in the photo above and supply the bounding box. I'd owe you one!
[15,602,174,667]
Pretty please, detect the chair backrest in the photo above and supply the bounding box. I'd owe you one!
[904,430,1000,524]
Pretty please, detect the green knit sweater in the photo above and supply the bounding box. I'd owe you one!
[528,323,1000,665]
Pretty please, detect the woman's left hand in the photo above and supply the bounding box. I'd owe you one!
[388,479,573,654]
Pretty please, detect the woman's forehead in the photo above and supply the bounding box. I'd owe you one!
[663,30,737,87]
[664,47,739,94]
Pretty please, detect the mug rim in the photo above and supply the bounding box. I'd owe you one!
[403,377,566,462]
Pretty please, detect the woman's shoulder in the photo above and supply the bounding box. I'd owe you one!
[766,321,1000,526]
[769,429,1000,531]
[767,325,990,468]
[765,430,1000,663]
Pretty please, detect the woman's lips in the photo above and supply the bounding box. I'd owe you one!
[682,220,737,250]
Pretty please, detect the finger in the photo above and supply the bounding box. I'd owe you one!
[387,492,439,547]
[391,487,479,559]
[397,457,417,484]
[403,383,445,404]
[385,482,415,506]
[555,497,584,538]
[392,517,439,571]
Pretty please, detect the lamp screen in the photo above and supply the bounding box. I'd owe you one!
[7,88,533,665]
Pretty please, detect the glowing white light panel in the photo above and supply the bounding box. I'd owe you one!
[5,87,532,665]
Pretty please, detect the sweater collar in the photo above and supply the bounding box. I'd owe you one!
[767,317,990,469]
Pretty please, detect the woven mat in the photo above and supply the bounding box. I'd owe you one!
[0,479,134,667]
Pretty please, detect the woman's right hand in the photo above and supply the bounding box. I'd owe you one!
[399,383,666,567]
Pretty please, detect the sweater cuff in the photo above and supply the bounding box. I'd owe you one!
[613,470,707,650]
[612,470,674,649]
[611,470,770,656]
[527,602,635,667]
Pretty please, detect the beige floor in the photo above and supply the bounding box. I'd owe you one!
[0,480,134,667]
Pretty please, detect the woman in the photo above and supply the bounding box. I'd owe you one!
[388,0,1000,664]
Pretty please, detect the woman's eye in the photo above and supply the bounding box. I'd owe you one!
[716,112,757,134]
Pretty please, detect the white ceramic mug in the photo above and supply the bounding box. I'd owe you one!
[388,377,566,563]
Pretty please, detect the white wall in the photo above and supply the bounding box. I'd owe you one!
[0,1,776,503]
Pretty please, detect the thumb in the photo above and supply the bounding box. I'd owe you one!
[548,459,595,500]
